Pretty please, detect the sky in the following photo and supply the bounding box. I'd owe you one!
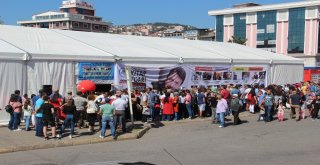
[0,0,299,28]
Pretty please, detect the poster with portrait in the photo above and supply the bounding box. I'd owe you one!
[117,64,267,90]
[78,62,114,84]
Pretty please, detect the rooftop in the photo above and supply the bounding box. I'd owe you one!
[208,0,320,16]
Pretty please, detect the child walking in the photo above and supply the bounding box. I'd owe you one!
[23,99,32,131]
[277,102,285,122]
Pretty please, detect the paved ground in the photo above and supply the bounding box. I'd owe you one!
[1,111,320,165]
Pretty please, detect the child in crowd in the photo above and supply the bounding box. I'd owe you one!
[23,99,32,131]
[258,103,265,121]
[277,102,285,122]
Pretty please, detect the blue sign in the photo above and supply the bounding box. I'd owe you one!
[78,62,114,82]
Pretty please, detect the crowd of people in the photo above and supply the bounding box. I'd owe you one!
[2,81,320,140]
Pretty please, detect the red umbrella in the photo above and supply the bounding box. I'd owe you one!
[77,80,96,93]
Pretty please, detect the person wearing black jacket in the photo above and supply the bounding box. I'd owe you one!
[312,95,320,120]
[61,99,76,139]
[207,92,218,124]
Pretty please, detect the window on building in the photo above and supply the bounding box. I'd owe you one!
[233,13,247,40]
[39,23,49,28]
[94,25,99,30]
[73,22,79,27]
[84,23,89,28]
[55,22,60,27]
[288,8,305,53]
[102,26,107,31]
[77,8,84,14]
[256,11,277,49]
[216,15,224,42]
[62,22,67,27]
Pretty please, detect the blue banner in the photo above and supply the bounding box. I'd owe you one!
[78,62,114,83]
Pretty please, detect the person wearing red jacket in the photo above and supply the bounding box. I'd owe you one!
[162,92,174,121]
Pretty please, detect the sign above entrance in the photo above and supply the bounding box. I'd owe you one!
[78,62,114,84]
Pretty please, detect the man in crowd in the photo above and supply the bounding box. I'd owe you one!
[112,91,128,133]
[73,91,87,129]
[290,90,302,121]
[35,92,46,137]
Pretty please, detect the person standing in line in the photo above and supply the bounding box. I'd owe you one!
[162,92,174,121]
[149,88,157,121]
[40,96,56,140]
[61,99,77,139]
[99,98,116,140]
[312,95,320,121]
[216,94,228,128]
[73,91,88,129]
[185,90,194,119]
[289,91,302,121]
[86,94,98,133]
[179,92,187,119]
[23,99,32,131]
[35,93,46,137]
[207,92,218,124]
[221,85,231,115]
[197,89,206,118]
[9,95,23,131]
[173,92,180,121]
[112,91,128,133]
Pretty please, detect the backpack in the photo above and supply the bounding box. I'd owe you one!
[230,98,240,110]
[5,105,13,114]
[154,95,160,104]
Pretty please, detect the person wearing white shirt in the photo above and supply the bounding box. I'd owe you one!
[112,92,128,133]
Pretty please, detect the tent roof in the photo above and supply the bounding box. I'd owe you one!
[0,25,114,61]
[0,25,304,65]
[0,39,26,60]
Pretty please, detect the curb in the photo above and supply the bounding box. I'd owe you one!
[0,126,151,154]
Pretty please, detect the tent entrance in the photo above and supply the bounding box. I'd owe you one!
[95,84,111,93]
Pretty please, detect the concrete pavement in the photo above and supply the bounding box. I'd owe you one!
[1,111,320,165]
[0,111,255,154]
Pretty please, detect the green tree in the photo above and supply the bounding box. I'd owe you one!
[0,17,3,24]
[228,36,247,45]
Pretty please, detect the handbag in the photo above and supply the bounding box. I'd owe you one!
[136,104,143,112]
[142,106,150,115]
[5,105,13,114]
[57,106,67,120]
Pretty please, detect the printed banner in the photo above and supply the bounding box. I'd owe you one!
[117,64,267,90]
[78,62,114,84]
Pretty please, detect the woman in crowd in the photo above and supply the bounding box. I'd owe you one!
[23,99,32,131]
[185,90,194,119]
[216,93,228,128]
[86,94,98,133]
[61,99,77,138]
[247,88,257,114]
[162,92,174,121]
[9,95,22,131]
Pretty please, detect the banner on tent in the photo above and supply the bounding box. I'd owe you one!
[117,64,267,90]
[78,62,114,84]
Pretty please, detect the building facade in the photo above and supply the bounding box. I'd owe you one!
[184,29,215,41]
[17,0,111,33]
[209,1,320,67]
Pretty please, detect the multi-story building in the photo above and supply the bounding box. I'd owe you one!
[184,29,215,41]
[208,0,320,67]
[159,30,184,39]
[17,0,111,33]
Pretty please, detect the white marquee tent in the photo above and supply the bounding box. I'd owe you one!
[0,25,304,123]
